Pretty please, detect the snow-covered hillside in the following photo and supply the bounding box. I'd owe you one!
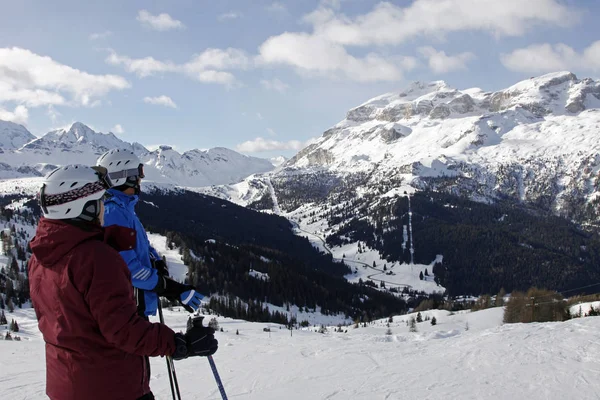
[0,121,275,185]
[3,306,600,399]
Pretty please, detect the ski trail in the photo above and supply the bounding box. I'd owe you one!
[292,221,412,290]
[266,176,281,215]
[408,195,414,264]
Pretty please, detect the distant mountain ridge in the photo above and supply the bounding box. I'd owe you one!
[0,122,275,186]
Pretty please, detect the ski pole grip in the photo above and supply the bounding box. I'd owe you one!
[187,316,205,331]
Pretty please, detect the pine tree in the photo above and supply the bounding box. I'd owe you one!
[416,312,423,323]
[409,317,417,332]
[236,329,239,335]
[424,268,429,276]
[495,288,506,307]
[419,271,424,280]
[431,316,437,326]
[6,298,14,312]
[0,310,6,325]
[12,319,18,332]
[208,317,219,331]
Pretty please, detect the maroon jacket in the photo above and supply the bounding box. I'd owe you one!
[28,218,176,400]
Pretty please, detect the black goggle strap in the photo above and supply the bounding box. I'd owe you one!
[91,166,113,189]
[108,164,145,180]
[39,184,48,214]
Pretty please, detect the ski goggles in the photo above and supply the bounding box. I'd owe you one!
[39,166,113,214]
[108,163,145,180]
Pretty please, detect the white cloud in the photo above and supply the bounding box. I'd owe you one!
[112,124,124,134]
[47,106,61,123]
[137,10,185,31]
[106,52,176,78]
[304,0,579,47]
[266,2,288,15]
[218,12,242,22]
[501,41,600,73]
[236,137,306,153]
[256,112,264,120]
[257,0,578,82]
[258,33,404,82]
[89,31,112,40]
[418,46,476,73]
[0,105,28,124]
[143,95,178,108]
[106,48,249,86]
[0,47,129,117]
[260,78,290,92]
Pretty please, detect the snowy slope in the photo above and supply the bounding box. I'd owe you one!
[3,307,600,399]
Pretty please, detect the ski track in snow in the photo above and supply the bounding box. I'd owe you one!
[408,194,414,264]
[265,176,281,215]
[3,307,600,399]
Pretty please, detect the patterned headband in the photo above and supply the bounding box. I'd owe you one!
[42,181,106,208]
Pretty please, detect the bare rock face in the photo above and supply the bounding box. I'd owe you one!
[565,78,600,113]
[415,100,434,115]
[286,144,334,167]
[307,148,334,166]
[429,104,451,119]
[449,94,475,114]
[380,128,404,143]
[346,105,374,122]
[376,105,405,122]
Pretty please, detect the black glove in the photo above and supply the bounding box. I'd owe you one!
[172,325,218,360]
[154,276,201,313]
[152,258,169,277]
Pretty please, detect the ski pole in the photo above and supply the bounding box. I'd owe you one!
[207,355,228,400]
[188,316,229,400]
[158,299,181,400]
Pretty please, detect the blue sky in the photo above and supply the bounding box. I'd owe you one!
[0,0,598,158]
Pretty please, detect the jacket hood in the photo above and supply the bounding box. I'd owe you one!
[30,218,136,267]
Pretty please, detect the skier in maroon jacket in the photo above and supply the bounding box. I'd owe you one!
[28,165,218,400]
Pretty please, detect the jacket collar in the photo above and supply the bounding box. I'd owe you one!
[107,188,139,208]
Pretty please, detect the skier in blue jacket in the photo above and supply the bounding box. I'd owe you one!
[97,149,203,317]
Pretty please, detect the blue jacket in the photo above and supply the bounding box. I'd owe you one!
[103,189,161,316]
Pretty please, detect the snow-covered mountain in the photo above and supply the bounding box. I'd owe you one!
[0,121,36,150]
[275,71,600,221]
[141,145,274,187]
[0,122,275,185]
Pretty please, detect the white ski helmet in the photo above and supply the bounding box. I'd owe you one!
[96,149,145,187]
[39,165,112,220]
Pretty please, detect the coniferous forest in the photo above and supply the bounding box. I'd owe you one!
[324,191,600,296]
